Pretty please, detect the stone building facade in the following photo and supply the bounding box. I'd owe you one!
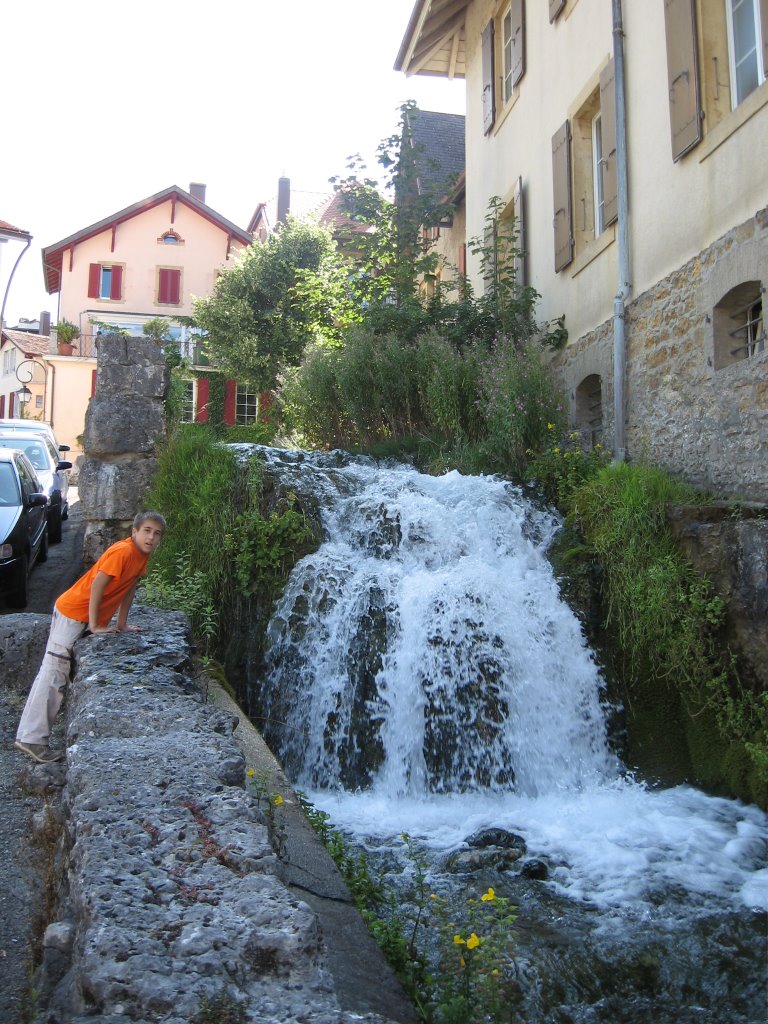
[552,206,767,502]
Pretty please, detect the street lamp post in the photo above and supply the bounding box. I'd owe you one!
[15,358,48,420]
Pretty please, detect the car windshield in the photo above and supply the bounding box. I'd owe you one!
[0,437,49,471]
[0,463,21,505]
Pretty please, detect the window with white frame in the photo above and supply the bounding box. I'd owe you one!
[592,111,605,236]
[180,379,196,423]
[2,348,17,376]
[726,0,765,107]
[235,384,259,424]
[502,5,514,103]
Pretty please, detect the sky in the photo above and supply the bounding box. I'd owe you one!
[1,0,465,327]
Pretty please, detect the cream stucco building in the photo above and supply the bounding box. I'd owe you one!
[397,0,768,501]
[36,184,253,456]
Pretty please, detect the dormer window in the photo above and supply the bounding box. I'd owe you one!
[159,230,184,245]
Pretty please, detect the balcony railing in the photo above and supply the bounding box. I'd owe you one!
[56,333,210,366]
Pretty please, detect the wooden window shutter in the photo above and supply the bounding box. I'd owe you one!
[600,59,618,227]
[91,369,97,397]
[482,20,495,134]
[87,263,101,299]
[663,0,702,161]
[458,243,466,278]
[761,0,768,80]
[510,0,525,87]
[169,269,181,304]
[110,265,122,300]
[549,0,566,21]
[513,176,526,288]
[552,120,574,272]
[158,269,169,304]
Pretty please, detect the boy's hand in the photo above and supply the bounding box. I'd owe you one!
[117,624,141,633]
[89,625,117,634]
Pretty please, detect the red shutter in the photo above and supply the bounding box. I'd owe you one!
[458,243,466,278]
[110,265,122,300]
[158,269,169,304]
[88,263,101,299]
[169,269,180,304]
[0,395,5,418]
[8,393,14,418]
[91,369,97,397]
[482,20,495,134]
[159,269,181,304]
[196,377,210,423]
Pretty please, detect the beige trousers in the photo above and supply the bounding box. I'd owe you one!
[16,608,87,745]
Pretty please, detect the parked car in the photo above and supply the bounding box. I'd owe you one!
[0,418,71,455]
[0,449,49,608]
[0,434,71,542]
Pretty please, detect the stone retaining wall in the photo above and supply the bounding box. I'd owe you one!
[36,607,402,1024]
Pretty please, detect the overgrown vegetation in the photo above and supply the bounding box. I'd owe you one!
[532,433,767,806]
[141,424,315,657]
[298,796,524,1023]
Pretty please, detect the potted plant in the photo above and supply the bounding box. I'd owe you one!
[55,319,80,355]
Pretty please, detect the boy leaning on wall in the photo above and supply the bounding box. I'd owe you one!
[14,510,167,764]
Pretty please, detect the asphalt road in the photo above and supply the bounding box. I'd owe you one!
[0,489,84,1022]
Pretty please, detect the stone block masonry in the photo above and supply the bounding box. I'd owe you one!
[78,334,169,567]
[37,607,400,1024]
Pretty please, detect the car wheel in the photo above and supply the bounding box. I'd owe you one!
[49,505,62,544]
[37,525,49,563]
[8,554,29,609]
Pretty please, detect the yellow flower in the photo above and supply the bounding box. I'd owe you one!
[246,768,255,777]
[430,893,438,900]
[553,447,560,455]
[453,935,466,945]
[459,956,466,968]
[273,794,284,807]
[466,933,480,949]
[481,887,496,902]
[547,422,554,430]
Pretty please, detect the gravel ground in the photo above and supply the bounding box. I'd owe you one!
[0,492,84,1022]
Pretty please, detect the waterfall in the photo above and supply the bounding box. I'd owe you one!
[260,451,617,797]
[247,448,766,1022]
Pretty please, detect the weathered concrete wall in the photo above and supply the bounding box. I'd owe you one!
[35,607,407,1024]
[552,206,767,502]
[79,334,168,565]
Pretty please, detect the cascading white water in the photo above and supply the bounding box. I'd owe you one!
[262,453,617,796]
[255,449,767,924]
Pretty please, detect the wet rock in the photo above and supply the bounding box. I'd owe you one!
[466,827,527,852]
[520,858,549,880]
[445,845,525,873]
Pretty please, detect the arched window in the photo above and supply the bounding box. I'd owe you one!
[574,374,603,447]
[158,229,183,245]
[713,282,764,370]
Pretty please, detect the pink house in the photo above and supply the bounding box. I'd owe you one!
[41,184,259,440]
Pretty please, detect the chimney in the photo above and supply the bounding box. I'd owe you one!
[189,182,207,204]
[277,177,291,226]
[39,311,51,336]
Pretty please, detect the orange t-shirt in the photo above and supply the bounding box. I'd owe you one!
[56,537,149,626]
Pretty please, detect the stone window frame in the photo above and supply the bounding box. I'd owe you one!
[712,281,765,369]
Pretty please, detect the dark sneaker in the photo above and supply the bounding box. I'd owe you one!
[14,741,64,764]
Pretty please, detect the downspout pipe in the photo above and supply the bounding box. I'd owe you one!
[612,0,630,462]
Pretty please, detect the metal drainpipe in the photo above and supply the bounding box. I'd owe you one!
[612,0,631,462]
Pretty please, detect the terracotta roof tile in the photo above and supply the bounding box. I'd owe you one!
[1,330,53,356]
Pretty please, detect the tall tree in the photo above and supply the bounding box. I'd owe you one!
[192,218,353,389]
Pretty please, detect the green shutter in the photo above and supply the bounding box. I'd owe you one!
[513,176,526,288]
[549,0,566,23]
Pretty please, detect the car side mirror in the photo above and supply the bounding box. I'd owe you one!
[57,461,73,471]
[28,493,49,508]
[58,444,71,452]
